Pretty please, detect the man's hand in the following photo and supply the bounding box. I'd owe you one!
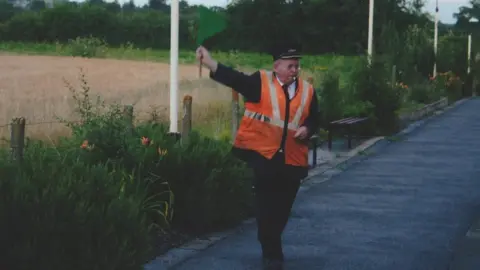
[294,126,309,140]
[196,46,218,73]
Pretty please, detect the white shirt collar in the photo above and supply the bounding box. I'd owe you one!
[275,76,296,99]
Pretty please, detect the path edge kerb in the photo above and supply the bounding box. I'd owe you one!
[303,97,470,183]
[143,97,471,270]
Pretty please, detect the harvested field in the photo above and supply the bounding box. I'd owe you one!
[0,55,233,142]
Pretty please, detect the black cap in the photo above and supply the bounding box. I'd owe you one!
[270,42,302,61]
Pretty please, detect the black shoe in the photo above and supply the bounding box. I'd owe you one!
[262,258,284,270]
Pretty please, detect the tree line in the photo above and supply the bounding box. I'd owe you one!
[0,0,476,55]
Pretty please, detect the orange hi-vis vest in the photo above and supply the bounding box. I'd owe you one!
[233,70,314,167]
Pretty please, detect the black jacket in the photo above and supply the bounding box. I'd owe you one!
[210,63,319,179]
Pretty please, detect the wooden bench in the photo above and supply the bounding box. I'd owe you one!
[327,117,369,150]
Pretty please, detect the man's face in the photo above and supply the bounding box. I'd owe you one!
[273,58,300,85]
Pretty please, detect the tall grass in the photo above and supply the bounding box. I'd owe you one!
[1,37,453,143]
[0,40,359,143]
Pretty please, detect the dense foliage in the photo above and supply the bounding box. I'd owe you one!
[0,0,477,269]
[0,0,476,78]
[0,0,458,54]
[0,74,253,269]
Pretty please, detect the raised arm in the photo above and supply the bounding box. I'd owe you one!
[196,46,261,102]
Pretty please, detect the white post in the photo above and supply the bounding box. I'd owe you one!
[433,0,438,78]
[367,0,374,64]
[468,34,472,74]
[169,0,179,134]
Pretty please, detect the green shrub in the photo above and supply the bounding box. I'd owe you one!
[72,117,253,234]
[0,142,155,270]
[408,80,438,104]
[68,36,108,58]
[158,130,253,233]
[348,57,402,135]
[76,114,253,233]
[433,71,463,103]
[1,11,44,42]
[445,73,464,102]
[437,33,469,80]
[409,84,428,104]
[0,70,255,269]
[315,70,344,128]
[314,66,376,137]
[59,72,253,234]
[342,100,374,119]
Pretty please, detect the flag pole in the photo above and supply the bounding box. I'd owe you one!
[169,0,179,136]
[196,6,227,78]
[367,0,374,64]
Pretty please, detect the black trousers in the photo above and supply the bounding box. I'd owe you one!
[251,152,302,261]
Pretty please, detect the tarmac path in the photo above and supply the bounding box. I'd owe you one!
[170,98,480,270]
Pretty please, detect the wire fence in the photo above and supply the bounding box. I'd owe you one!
[0,100,237,149]
[0,107,174,148]
[0,117,160,129]
[0,120,75,128]
[0,106,173,128]
[0,99,235,129]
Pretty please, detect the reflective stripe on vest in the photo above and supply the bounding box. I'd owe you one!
[243,71,311,131]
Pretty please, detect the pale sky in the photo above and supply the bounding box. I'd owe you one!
[91,0,470,24]
[185,0,471,24]
[424,0,470,23]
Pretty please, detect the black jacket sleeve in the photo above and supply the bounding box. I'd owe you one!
[301,90,320,138]
[209,63,261,102]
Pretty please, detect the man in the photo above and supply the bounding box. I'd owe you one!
[196,43,319,270]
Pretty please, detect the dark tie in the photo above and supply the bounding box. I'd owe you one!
[282,84,290,99]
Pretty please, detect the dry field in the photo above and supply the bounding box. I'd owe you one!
[0,54,234,142]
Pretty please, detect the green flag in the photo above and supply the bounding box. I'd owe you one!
[196,6,227,46]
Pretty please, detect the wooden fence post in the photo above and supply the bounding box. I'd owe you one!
[10,117,25,162]
[181,95,192,145]
[232,90,240,141]
[123,105,134,134]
